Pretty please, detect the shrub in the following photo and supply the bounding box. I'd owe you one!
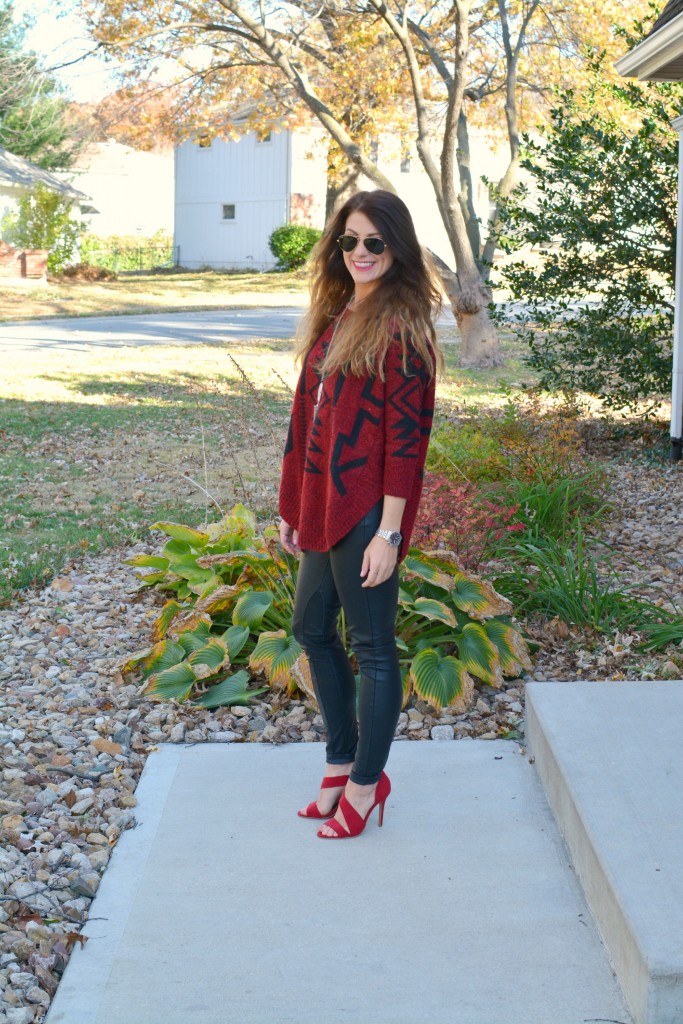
[495,50,679,411]
[268,224,322,270]
[2,183,83,272]
[413,471,523,569]
[80,231,174,272]
[122,504,532,713]
[428,397,587,486]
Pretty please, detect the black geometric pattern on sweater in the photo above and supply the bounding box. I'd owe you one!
[329,407,380,495]
[386,357,430,459]
[284,419,294,457]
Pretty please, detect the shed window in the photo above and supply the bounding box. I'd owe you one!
[256,131,272,143]
[400,146,411,173]
[222,204,236,221]
[196,136,212,149]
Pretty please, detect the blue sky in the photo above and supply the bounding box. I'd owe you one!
[14,0,116,102]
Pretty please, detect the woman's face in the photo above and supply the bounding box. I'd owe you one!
[341,209,394,298]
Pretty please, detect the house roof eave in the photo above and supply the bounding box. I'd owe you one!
[615,8,683,80]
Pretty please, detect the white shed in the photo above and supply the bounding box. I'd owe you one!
[174,127,327,270]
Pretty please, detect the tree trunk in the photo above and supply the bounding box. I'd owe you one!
[457,306,503,367]
[429,252,503,367]
[325,157,362,221]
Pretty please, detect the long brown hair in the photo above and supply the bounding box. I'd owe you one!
[295,190,443,379]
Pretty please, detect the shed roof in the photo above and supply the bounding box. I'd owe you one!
[0,147,89,202]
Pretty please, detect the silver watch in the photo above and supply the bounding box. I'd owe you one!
[375,528,402,547]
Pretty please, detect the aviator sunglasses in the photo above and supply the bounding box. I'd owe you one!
[337,234,387,256]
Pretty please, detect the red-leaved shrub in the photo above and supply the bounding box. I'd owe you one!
[414,471,523,569]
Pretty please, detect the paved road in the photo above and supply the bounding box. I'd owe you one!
[0,306,460,355]
[0,307,307,354]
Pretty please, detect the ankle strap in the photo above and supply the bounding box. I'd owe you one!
[321,774,349,788]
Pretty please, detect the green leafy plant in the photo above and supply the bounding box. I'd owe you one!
[428,397,588,487]
[490,522,680,633]
[122,505,532,713]
[268,224,322,270]
[495,49,680,411]
[3,183,84,272]
[79,230,174,272]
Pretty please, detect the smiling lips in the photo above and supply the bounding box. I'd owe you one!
[352,260,375,271]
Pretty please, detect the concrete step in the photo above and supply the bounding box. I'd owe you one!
[46,740,631,1024]
[526,680,683,1024]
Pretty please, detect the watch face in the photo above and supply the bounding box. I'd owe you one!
[388,531,402,546]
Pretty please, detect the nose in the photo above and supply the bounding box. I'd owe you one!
[354,240,372,257]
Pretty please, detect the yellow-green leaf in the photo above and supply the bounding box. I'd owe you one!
[194,670,264,709]
[408,648,474,713]
[168,610,213,638]
[152,600,188,642]
[123,554,169,570]
[152,522,210,547]
[138,639,185,679]
[188,638,231,679]
[249,629,303,688]
[456,623,503,687]
[176,622,212,655]
[450,573,512,622]
[146,661,196,701]
[411,597,457,627]
[232,590,273,629]
[401,551,454,591]
[483,620,533,677]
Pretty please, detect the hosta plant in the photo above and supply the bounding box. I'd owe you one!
[122,506,532,714]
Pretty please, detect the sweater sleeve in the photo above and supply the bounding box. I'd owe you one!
[382,340,434,499]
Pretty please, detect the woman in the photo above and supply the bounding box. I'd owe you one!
[279,189,442,840]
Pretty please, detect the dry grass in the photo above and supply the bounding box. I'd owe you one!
[0,269,308,322]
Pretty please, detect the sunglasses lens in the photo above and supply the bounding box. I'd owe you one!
[337,235,386,255]
[365,237,386,255]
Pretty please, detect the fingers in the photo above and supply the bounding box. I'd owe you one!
[360,537,398,588]
[279,520,301,557]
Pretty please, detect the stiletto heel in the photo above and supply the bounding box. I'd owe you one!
[297,773,349,819]
[317,771,391,839]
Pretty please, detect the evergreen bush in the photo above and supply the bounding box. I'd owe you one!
[268,224,321,270]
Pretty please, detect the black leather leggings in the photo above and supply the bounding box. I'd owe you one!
[291,502,402,785]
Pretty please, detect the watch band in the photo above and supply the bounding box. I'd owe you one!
[375,528,402,547]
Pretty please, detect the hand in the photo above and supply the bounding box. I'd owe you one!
[360,535,398,588]
[279,519,301,557]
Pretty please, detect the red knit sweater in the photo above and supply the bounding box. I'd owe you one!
[279,323,435,560]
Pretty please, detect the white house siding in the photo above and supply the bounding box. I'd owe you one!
[362,132,508,267]
[174,131,292,270]
[289,129,327,228]
[62,142,174,237]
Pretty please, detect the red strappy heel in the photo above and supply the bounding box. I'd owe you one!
[317,772,391,839]
[297,774,350,819]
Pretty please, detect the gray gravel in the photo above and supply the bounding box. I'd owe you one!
[0,459,680,1021]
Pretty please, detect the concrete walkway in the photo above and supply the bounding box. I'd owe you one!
[46,740,632,1024]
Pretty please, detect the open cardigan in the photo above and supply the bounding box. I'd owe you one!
[278,322,435,561]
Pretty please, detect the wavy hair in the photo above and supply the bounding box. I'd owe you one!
[295,190,443,380]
